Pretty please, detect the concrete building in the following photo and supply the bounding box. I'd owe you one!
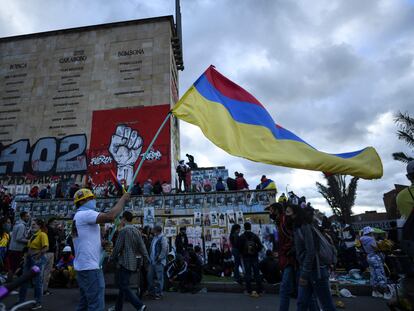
[0,16,184,193]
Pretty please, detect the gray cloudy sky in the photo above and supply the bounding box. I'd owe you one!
[1,0,413,215]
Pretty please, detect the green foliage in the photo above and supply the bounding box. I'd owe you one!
[393,111,414,163]
[316,174,359,223]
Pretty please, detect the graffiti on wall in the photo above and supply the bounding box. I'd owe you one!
[88,105,171,186]
[0,134,87,176]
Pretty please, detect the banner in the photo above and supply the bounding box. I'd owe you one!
[88,105,171,187]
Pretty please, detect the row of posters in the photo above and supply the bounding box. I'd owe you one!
[14,190,275,219]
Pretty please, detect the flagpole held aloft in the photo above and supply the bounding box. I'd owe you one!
[100,111,172,267]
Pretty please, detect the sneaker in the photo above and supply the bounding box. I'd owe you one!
[383,291,393,300]
[139,305,147,311]
[107,306,116,311]
[155,294,162,300]
[372,290,383,298]
[31,303,42,310]
[43,290,52,296]
[250,291,260,298]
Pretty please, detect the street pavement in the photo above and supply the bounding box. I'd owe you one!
[2,288,391,310]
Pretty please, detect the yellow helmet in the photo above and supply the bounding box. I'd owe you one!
[73,188,95,205]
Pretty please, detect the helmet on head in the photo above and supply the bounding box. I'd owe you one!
[73,188,95,205]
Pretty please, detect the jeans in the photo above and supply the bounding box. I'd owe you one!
[297,267,337,311]
[19,255,45,304]
[231,248,242,282]
[242,257,262,294]
[367,254,387,290]
[76,269,105,311]
[43,252,54,292]
[279,266,295,311]
[279,266,319,311]
[115,266,144,311]
[147,263,164,295]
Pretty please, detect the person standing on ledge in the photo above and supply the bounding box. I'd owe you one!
[72,188,130,311]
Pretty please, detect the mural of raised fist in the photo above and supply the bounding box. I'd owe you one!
[109,125,143,186]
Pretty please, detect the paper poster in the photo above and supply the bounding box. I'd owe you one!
[212,239,222,249]
[226,193,237,206]
[143,206,155,226]
[174,195,185,209]
[212,228,220,239]
[203,214,211,226]
[210,211,218,225]
[194,212,202,226]
[206,195,216,208]
[216,193,225,206]
[218,212,226,227]
[195,226,203,238]
[236,211,244,224]
[227,210,235,225]
[164,195,174,209]
[185,195,195,208]
[186,226,195,237]
[165,218,179,227]
[164,227,176,237]
[179,217,193,226]
[204,228,212,241]
[194,195,205,208]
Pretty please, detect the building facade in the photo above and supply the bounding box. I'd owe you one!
[0,16,183,193]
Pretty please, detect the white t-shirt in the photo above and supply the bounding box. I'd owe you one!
[73,210,102,271]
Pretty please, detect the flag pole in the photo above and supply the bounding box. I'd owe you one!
[127,111,172,192]
[101,111,172,266]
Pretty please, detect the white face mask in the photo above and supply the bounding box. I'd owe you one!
[211,247,218,251]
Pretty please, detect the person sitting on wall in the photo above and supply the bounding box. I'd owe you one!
[258,175,277,191]
[152,181,163,195]
[204,243,223,277]
[143,179,153,195]
[39,185,52,200]
[215,177,226,192]
[161,181,172,194]
[235,173,249,190]
[131,182,142,196]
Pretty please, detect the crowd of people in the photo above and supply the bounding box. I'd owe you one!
[0,160,412,311]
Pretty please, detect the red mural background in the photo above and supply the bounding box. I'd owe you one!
[88,105,171,186]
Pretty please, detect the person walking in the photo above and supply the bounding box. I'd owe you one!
[43,217,59,296]
[287,204,337,311]
[147,225,168,299]
[7,212,30,282]
[238,222,263,297]
[18,219,49,310]
[72,188,130,311]
[109,211,149,311]
[229,224,243,284]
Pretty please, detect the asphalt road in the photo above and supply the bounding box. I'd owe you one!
[2,289,390,310]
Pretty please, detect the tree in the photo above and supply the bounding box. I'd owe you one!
[316,174,359,223]
[392,111,414,163]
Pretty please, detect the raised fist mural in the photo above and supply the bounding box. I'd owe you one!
[109,125,143,186]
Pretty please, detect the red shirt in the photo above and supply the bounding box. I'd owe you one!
[277,214,296,270]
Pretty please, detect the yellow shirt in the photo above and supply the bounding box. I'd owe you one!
[28,231,49,251]
[0,233,9,247]
[396,185,414,218]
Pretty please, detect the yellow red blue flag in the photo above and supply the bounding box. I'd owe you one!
[172,66,383,179]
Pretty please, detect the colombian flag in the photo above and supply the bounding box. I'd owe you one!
[172,66,383,179]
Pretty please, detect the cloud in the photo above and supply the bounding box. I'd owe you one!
[1,0,413,217]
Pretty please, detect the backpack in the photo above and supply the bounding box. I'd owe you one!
[313,226,337,265]
[244,234,257,256]
[297,225,337,265]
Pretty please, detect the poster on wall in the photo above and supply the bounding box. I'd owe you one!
[218,212,226,227]
[164,195,174,209]
[209,211,218,226]
[143,206,155,226]
[174,195,185,209]
[194,212,202,226]
[236,211,244,224]
[227,210,235,225]
[88,105,171,188]
[190,167,229,192]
